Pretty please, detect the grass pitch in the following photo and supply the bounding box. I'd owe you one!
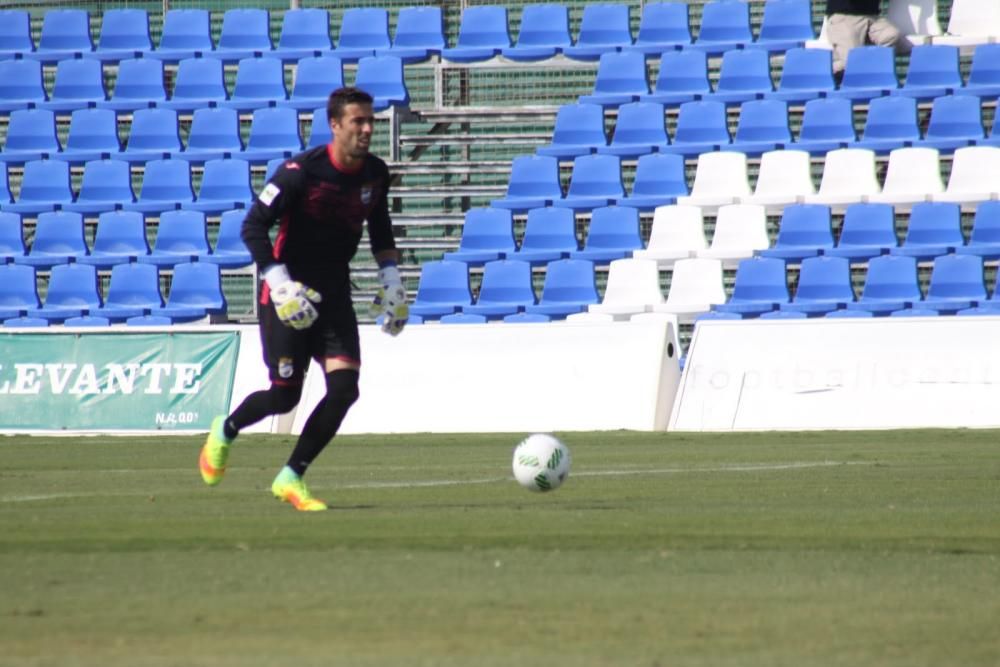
[1,429,999,667]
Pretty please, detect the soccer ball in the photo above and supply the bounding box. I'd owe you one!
[512,434,571,492]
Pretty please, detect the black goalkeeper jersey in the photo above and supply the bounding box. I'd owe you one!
[241,144,397,295]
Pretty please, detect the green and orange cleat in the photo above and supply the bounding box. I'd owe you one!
[199,416,233,486]
[271,467,327,511]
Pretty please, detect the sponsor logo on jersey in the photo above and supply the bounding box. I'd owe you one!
[259,183,281,206]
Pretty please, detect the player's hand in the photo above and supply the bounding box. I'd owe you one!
[271,280,322,330]
[370,264,408,336]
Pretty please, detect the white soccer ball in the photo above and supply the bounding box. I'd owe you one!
[512,433,571,492]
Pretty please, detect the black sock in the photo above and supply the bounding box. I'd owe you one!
[226,384,303,437]
[286,370,359,477]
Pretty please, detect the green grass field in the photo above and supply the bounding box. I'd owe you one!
[1,429,999,667]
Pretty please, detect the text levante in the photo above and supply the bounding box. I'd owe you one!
[0,363,204,395]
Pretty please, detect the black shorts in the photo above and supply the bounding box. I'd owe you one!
[259,291,360,385]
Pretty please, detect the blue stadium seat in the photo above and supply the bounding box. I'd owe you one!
[491,154,562,211]
[598,101,669,158]
[307,107,331,148]
[641,49,709,106]
[442,207,515,265]
[759,308,807,320]
[271,8,332,62]
[955,201,1000,259]
[462,259,536,319]
[554,153,625,212]
[501,4,571,62]
[151,261,227,321]
[0,10,34,61]
[104,262,164,316]
[749,0,815,51]
[23,9,94,63]
[890,201,964,260]
[658,100,731,157]
[511,206,578,264]
[0,263,40,319]
[759,204,834,261]
[220,57,288,113]
[1,108,61,164]
[17,210,88,268]
[710,49,774,105]
[264,157,285,183]
[98,58,166,112]
[712,256,789,316]
[691,0,753,54]
[536,102,607,159]
[38,57,108,113]
[725,98,793,156]
[6,159,73,215]
[27,262,101,321]
[76,210,149,268]
[242,107,302,164]
[792,97,856,155]
[569,205,642,263]
[779,255,855,315]
[125,314,175,326]
[283,56,344,112]
[58,108,121,164]
[630,2,691,55]
[824,202,898,261]
[178,107,243,163]
[63,314,111,327]
[502,312,551,323]
[62,159,135,215]
[204,208,252,268]
[829,45,899,101]
[378,6,445,63]
[0,211,25,264]
[563,3,633,61]
[523,258,599,318]
[845,254,921,315]
[124,158,195,213]
[964,43,1000,98]
[854,95,921,153]
[121,108,182,163]
[918,94,985,151]
[0,161,11,206]
[921,253,987,313]
[771,48,835,104]
[442,6,511,63]
[615,152,688,210]
[823,308,872,318]
[439,312,487,324]
[409,260,473,319]
[3,316,50,328]
[204,8,272,62]
[333,8,390,62]
[140,209,211,267]
[579,50,648,107]
[355,56,409,111]
[148,9,213,62]
[89,8,152,62]
[186,158,253,214]
[0,59,46,114]
[161,57,228,112]
[893,44,962,99]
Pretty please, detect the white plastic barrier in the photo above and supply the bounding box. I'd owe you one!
[670,317,1000,431]
[288,321,682,434]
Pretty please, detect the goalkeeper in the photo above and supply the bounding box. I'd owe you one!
[199,87,408,512]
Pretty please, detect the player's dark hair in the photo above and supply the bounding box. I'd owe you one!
[327,87,374,122]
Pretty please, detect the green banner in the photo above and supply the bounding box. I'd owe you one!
[0,332,239,430]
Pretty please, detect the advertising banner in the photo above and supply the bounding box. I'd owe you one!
[0,332,239,430]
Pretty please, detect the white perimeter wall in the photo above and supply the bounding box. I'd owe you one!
[670,316,1000,431]
[232,321,682,435]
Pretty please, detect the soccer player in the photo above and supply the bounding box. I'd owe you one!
[199,87,408,511]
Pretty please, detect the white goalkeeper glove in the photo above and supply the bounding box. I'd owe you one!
[370,263,408,336]
[265,264,321,330]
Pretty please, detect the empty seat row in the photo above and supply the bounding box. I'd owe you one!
[0,260,226,326]
[0,54,408,116]
[0,106,329,166]
[0,6,445,64]
[0,208,250,269]
[584,44,1000,109]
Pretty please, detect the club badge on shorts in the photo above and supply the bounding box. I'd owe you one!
[278,357,294,379]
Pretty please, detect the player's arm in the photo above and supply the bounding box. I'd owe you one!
[368,167,408,335]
